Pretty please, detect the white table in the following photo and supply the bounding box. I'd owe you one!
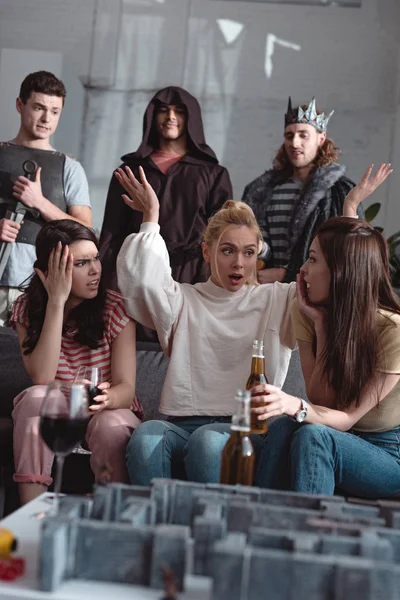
[0,494,212,599]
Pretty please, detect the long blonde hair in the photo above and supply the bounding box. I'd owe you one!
[203,200,263,287]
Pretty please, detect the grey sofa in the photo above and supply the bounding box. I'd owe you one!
[0,326,306,515]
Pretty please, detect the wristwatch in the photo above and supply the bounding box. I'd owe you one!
[294,398,308,423]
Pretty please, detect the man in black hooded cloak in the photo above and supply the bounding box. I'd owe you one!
[100,87,232,306]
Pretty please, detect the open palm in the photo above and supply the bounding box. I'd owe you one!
[114,165,159,215]
[345,163,393,213]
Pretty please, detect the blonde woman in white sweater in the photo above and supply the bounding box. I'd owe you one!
[115,165,387,486]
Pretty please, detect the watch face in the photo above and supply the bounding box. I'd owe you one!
[296,409,307,423]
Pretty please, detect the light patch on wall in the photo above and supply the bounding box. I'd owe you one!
[217,19,244,44]
[211,0,361,6]
[265,34,301,79]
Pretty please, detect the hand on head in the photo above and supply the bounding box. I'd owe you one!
[34,241,73,305]
[115,165,160,222]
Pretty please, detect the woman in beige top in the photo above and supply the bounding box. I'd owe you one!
[254,196,400,498]
[115,162,389,488]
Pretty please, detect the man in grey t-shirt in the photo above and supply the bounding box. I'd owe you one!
[0,71,91,325]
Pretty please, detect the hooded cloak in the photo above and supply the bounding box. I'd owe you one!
[100,87,233,297]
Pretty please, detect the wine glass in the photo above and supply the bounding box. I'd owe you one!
[39,381,89,515]
[74,366,103,407]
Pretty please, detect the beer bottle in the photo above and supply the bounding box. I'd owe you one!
[246,339,268,434]
[220,389,255,486]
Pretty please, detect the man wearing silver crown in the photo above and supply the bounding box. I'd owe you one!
[242,97,361,284]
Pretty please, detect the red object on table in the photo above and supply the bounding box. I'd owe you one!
[0,557,25,581]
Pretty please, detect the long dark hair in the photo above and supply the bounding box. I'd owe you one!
[316,217,400,409]
[21,220,106,354]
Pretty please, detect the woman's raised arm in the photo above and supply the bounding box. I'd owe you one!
[116,167,183,351]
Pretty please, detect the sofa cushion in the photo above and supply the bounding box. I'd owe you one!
[0,327,32,418]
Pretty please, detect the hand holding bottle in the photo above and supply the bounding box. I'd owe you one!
[251,383,301,421]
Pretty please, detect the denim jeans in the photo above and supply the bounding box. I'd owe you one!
[255,416,400,499]
[126,417,233,485]
[127,417,266,486]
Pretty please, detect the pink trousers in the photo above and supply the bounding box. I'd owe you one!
[12,385,141,486]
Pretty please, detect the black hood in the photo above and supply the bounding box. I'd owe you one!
[121,86,218,164]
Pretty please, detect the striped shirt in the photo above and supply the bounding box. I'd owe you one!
[266,179,304,267]
[10,289,143,420]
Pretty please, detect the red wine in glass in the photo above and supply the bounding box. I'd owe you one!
[40,415,89,455]
[39,381,89,515]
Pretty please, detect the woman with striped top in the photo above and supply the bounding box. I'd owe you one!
[10,219,143,505]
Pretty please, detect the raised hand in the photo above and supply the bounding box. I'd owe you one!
[343,163,393,216]
[114,165,159,222]
[35,241,73,305]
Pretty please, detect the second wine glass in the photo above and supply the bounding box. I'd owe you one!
[74,366,103,407]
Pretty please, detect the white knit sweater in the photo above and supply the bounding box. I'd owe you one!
[117,222,297,416]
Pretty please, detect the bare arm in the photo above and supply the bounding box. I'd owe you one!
[252,371,400,432]
[12,167,92,226]
[50,204,92,226]
[90,320,137,412]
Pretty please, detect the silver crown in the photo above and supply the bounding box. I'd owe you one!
[285,97,334,133]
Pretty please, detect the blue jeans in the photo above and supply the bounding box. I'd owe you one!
[255,416,400,499]
[126,417,232,485]
[127,417,266,486]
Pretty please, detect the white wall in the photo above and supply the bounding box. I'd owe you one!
[0,0,399,234]
[0,48,62,143]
